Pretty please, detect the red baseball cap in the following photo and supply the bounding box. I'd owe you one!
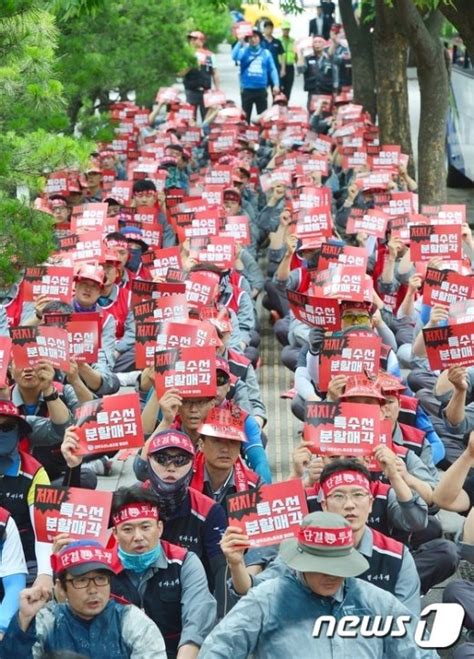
[199,407,246,442]
[73,264,106,288]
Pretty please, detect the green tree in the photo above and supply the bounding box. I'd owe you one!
[55,0,231,127]
[0,3,92,287]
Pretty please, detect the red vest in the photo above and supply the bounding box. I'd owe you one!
[191,451,259,494]
[2,280,24,328]
[99,286,131,339]
[398,422,425,457]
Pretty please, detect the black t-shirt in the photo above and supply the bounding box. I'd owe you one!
[262,37,284,70]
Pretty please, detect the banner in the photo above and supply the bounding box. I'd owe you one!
[310,265,373,302]
[34,485,112,544]
[67,318,100,363]
[0,336,11,386]
[227,480,308,548]
[75,392,144,455]
[304,401,381,455]
[317,243,367,271]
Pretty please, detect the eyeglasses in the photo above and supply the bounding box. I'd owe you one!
[181,398,213,408]
[216,373,230,386]
[0,420,19,433]
[341,313,370,326]
[64,574,111,589]
[326,491,370,504]
[152,453,193,468]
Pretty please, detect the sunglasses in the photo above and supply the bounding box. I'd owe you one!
[0,420,19,433]
[341,313,370,325]
[216,372,230,386]
[152,453,193,468]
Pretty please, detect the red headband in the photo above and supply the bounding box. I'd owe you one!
[106,239,129,250]
[321,471,371,497]
[112,504,159,527]
[298,525,353,548]
[52,546,114,575]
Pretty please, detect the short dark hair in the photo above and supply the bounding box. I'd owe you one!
[263,20,274,28]
[105,231,126,242]
[111,484,160,520]
[132,179,157,194]
[319,458,371,487]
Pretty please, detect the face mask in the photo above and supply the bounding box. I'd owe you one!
[118,543,162,573]
[0,428,20,475]
[147,461,193,520]
[127,250,142,273]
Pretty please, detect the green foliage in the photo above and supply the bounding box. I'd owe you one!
[55,0,231,115]
[0,2,94,283]
[0,198,57,288]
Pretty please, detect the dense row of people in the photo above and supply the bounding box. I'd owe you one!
[0,20,472,659]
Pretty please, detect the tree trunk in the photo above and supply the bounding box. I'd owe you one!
[67,95,83,131]
[440,0,474,59]
[374,0,413,166]
[339,0,376,119]
[395,2,449,205]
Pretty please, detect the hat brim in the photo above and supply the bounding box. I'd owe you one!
[148,443,194,456]
[124,238,149,253]
[67,563,116,577]
[279,538,369,577]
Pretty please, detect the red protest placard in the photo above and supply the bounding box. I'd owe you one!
[449,300,474,325]
[131,279,186,306]
[134,207,159,226]
[204,166,233,186]
[46,171,69,196]
[67,318,99,363]
[346,208,390,239]
[296,207,333,241]
[317,243,368,271]
[423,267,474,309]
[304,401,381,455]
[203,90,226,108]
[0,336,12,386]
[221,216,251,245]
[151,247,182,279]
[183,215,219,241]
[23,266,74,303]
[109,180,133,205]
[154,346,216,398]
[421,204,466,225]
[186,271,220,310]
[295,186,332,210]
[197,237,235,268]
[135,320,159,367]
[287,290,341,330]
[227,480,308,548]
[233,20,253,39]
[423,321,474,370]
[11,326,70,371]
[310,265,373,302]
[72,231,105,264]
[319,335,382,392]
[34,486,112,544]
[141,223,163,248]
[75,392,144,455]
[152,293,189,323]
[71,203,108,234]
[410,224,462,262]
